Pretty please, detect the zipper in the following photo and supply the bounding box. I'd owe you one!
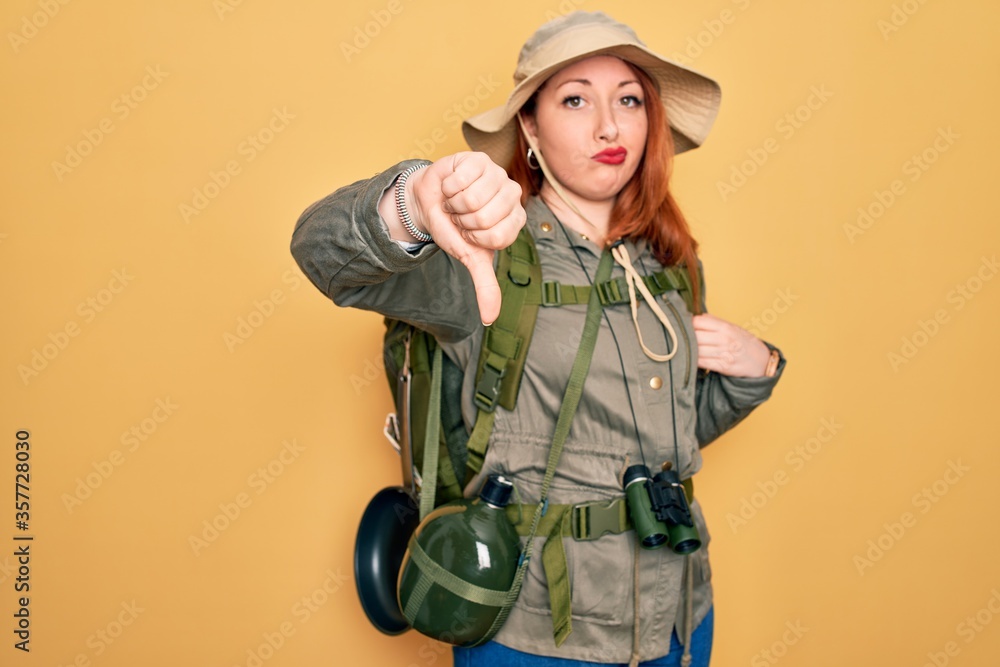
[663,298,691,388]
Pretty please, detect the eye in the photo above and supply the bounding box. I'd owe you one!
[621,95,644,108]
[561,95,584,109]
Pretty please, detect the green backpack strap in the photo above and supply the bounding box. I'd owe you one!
[384,323,465,504]
[463,237,700,483]
[530,265,699,314]
[465,229,542,480]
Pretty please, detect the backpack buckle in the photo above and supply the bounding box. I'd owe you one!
[474,361,504,411]
[541,281,562,307]
[572,498,629,541]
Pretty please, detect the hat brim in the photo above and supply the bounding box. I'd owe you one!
[463,42,721,169]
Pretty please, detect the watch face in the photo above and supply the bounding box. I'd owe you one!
[765,350,780,377]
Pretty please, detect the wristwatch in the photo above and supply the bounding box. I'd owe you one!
[764,348,780,378]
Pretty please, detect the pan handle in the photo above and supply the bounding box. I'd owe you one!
[397,332,417,494]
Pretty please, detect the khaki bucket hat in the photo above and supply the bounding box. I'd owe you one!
[462,11,722,168]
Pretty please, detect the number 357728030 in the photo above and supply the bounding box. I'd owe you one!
[15,430,30,531]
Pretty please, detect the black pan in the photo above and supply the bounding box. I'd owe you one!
[354,339,420,635]
[354,485,418,633]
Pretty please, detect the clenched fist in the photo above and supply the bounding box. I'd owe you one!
[381,152,526,325]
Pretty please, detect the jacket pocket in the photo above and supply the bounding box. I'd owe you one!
[514,532,631,627]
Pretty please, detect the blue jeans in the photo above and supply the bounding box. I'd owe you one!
[453,607,714,667]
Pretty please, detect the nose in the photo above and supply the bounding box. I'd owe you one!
[595,101,619,143]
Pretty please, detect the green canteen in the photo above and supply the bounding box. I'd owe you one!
[397,474,521,646]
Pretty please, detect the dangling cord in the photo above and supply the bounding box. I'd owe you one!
[628,537,642,667]
[611,242,679,362]
[664,343,695,667]
[516,114,679,363]
[681,555,695,667]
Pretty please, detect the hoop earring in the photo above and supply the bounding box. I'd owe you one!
[526,147,541,171]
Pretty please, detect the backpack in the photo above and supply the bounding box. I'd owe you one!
[382,228,700,507]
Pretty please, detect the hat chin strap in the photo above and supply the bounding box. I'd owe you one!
[514,114,678,363]
[516,113,591,230]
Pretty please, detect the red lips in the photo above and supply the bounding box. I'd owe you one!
[592,147,627,164]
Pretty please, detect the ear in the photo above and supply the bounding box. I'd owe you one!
[518,111,540,146]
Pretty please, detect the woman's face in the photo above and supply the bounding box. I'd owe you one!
[522,55,649,205]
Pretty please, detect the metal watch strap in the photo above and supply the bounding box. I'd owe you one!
[395,164,432,243]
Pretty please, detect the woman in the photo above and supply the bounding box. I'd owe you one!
[292,11,784,667]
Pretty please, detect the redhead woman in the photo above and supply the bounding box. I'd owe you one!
[292,11,784,667]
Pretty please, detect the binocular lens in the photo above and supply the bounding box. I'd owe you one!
[665,525,701,555]
[641,533,668,549]
[623,464,701,554]
[624,465,670,550]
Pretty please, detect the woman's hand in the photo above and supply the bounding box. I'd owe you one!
[692,313,772,377]
[384,152,525,326]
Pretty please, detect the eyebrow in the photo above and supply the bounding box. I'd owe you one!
[555,78,641,89]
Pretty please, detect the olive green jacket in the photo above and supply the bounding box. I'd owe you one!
[291,160,785,662]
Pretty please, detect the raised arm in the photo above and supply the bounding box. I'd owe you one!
[290,153,524,341]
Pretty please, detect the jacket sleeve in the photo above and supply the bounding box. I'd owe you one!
[693,264,787,447]
[694,344,786,447]
[289,159,482,343]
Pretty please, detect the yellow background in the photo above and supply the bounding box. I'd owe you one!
[3,0,999,665]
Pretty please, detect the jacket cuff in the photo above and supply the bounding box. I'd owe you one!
[357,159,437,269]
[711,341,786,404]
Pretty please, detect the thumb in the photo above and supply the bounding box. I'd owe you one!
[460,247,501,326]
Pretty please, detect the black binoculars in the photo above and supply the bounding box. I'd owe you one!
[623,464,701,554]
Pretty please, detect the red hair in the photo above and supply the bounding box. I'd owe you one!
[508,63,702,313]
